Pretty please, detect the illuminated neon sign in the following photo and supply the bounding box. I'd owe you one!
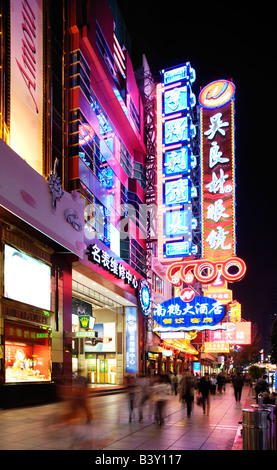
[166,256,246,285]
[125,307,138,374]
[199,80,236,109]
[157,62,197,261]
[153,295,225,332]
[79,123,95,145]
[165,79,245,283]
[163,146,191,176]
[208,322,251,345]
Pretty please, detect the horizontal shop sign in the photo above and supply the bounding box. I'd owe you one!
[65,331,98,338]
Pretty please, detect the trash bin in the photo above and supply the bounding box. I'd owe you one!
[262,405,276,450]
[242,408,269,450]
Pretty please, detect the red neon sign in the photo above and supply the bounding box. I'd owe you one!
[166,257,246,285]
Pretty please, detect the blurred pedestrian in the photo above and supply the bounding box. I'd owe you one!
[233,372,244,402]
[217,372,224,394]
[210,374,217,395]
[179,371,196,417]
[152,374,171,426]
[135,374,151,421]
[171,373,179,396]
[125,375,136,422]
[199,373,212,415]
[71,369,92,423]
[255,375,269,404]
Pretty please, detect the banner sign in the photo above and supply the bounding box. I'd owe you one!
[10,0,44,174]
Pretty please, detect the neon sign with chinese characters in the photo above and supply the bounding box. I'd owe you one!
[165,80,246,284]
[153,295,225,332]
[87,243,138,289]
[157,62,197,261]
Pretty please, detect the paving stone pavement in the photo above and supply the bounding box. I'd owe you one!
[0,382,256,452]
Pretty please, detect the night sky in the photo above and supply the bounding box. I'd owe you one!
[116,1,276,348]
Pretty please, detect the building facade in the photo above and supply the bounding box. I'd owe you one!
[0,0,201,407]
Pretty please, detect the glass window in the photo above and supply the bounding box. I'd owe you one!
[5,321,51,383]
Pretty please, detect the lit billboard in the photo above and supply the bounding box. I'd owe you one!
[10,0,44,174]
[208,322,251,345]
[156,62,197,262]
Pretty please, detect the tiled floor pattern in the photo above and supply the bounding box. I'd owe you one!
[0,383,253,450]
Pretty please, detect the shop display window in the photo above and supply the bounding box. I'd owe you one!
[5,321,51,383]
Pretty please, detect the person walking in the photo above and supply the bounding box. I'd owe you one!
[152,374,171,426]
[179,371,196,417]
[217,372,224,394]
[171,373,179,396]
[233,371,244,402]
[210,374,217,395]
[199,373,212,415]
[254,375,269,404]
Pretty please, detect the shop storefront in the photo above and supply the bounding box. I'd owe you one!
[71,291,123,385]
[70,265,143,385]
[0,139,85,408]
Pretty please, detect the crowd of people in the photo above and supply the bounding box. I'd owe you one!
[125,369,261,424]
[56,369,277,431]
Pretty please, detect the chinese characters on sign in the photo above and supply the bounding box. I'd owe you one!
[125,307,138,374]
[208,322,251,345]
[201,98,235,261]
[157,62,198,261]
[87,243,138,289]
[153,295,225,331]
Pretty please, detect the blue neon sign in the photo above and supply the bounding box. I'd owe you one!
[164,117,189,145]
[125,307,138,374]
[162,63,195,86]
[164,177,191,205]
[164,209,191,237]
[163,85,189,115]
[165,240,192,257]
[163,146,191,177]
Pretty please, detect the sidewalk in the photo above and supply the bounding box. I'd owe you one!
[0,382,254,451]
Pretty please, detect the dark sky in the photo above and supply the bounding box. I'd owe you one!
[116,1,276,347]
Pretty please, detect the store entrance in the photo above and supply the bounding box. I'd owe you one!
[86,353,116,385]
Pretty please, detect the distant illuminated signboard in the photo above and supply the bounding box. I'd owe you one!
[153,295,225,332]
[204,342,230,353]
[157,62,197,261]
[208,322,251,345]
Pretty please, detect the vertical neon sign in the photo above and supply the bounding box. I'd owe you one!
[165,80,246,285]
[125,307,138,374]
[199,80,236,262]
[157,63,197,262]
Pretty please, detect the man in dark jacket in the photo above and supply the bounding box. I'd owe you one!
[254,375,269,403]
[233,372,244,402]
